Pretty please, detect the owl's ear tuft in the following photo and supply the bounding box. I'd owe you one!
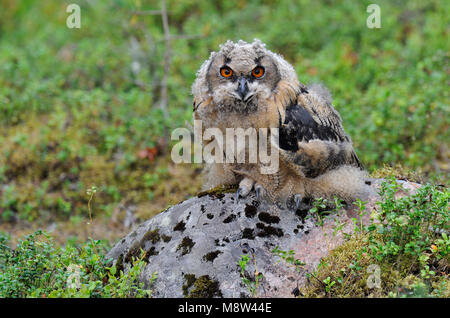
[252,39,266,55]
[191,51,217,97]
[219,40,236,56]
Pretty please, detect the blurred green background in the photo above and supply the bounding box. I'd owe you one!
[0,0,448,245]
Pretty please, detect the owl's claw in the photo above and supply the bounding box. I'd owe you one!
[255,184,265,200]
[285,194,303,210]
[235,186,252,203]
[235,187,243,203]
[235,177,255,203]
[295,194,302,210]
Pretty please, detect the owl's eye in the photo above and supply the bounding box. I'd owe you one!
[220,66,233,78]
[252,66,265,78]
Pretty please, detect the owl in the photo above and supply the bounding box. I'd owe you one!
[192,39,370,209]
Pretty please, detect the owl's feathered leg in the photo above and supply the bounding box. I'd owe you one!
[203,163,238,191]
[271,138,367,206]
[278,139,360,179]
[235,177,255,202]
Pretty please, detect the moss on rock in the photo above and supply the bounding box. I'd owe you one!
[197,184,238,199]
[176,236,195,256]
[185,275,222,298]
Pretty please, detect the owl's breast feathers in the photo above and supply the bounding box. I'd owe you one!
[277,86,363,179]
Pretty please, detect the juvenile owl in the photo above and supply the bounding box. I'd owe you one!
[192,39,370,209]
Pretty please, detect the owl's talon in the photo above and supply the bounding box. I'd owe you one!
[255,184,265,200]
[235,186,251,202]
[295,194,302,210]
[236,177,254,202]
[235,188,243,203]
[285,194,303,210]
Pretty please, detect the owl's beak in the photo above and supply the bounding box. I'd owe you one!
[236,76,249,101]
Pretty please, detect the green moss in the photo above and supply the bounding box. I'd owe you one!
[124,240,143,264]
[161,234,172,243]
[125,228,161,263]
[223,214,236,223]
[182,274,197,297]
[301,234,400,297]
[114,253,124,278]
[0,112,203,237]
[173,221,186,232]
[300,232,449,298]
[258,212,280,224]
[176,237,195,256]
[244,205,257,218]
[202,250,222,262]
[255,223,283,238]
[370,164,427,184]
[142,229,161,244]
[185,275,222,298]
[142,246,158,262]
[242,228,255,240]
[197,184,238,199]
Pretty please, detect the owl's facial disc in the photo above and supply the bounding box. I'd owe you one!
[223,65,268,105]
[206,50,281,112]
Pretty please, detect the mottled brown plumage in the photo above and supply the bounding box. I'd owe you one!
[192,39,370,208]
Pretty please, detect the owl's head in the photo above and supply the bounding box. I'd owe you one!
[192,39,299,113]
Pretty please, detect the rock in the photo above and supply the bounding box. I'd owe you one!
[107,179,421,298]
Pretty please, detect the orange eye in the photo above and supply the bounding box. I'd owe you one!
[252,66,265,78]
[220,66,233,78]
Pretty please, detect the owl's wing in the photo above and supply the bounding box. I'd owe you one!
[278,89,363,178]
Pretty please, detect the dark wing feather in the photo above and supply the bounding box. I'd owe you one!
[279,98,363,173]
[280,104,346,148]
